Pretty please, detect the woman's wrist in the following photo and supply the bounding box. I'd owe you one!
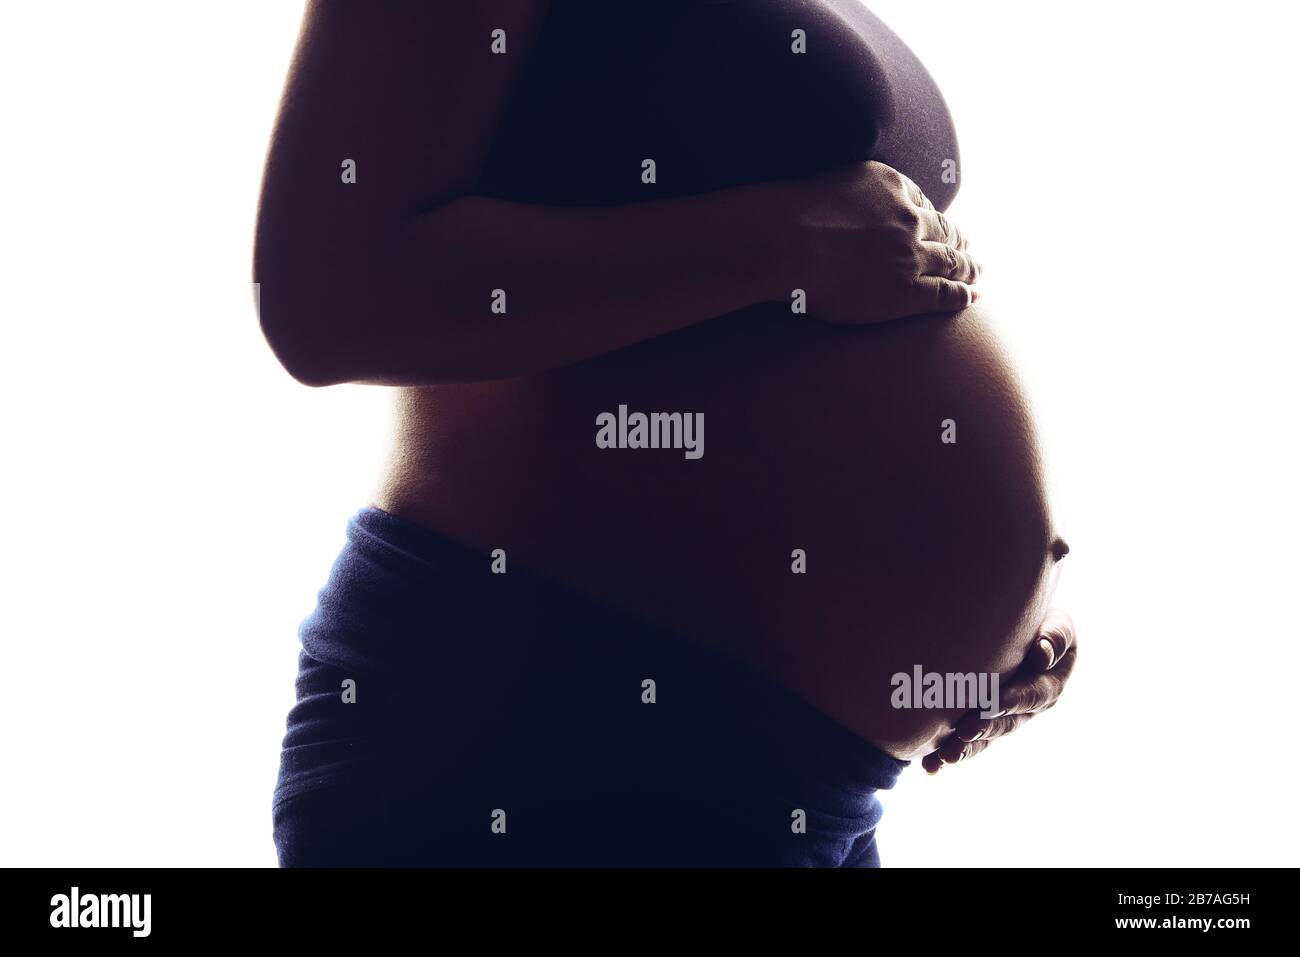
[733,179,809,307]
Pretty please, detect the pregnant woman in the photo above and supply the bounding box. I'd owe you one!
[256,0,1077,867]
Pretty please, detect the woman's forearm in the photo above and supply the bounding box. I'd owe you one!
[257,183,793,386]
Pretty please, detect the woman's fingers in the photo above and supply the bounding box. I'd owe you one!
[1032,609,1077,670]
[990,610,1077,714]
[946,734,992,762]
[922,735,977,773]
[911,275,977,314]
[915,207,968,249]
[917,241,982,283]
[925,612,1080,773]
[994,650,1076,716]
[922,712,1033,773]
[922,731,991,772]
[955,710,1033,743]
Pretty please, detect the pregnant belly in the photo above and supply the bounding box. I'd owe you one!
[377,304,1063,758]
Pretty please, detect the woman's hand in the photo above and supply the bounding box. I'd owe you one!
[783,160,981,325]
[922,609,1077,773]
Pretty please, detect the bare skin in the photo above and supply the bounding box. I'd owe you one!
[377,301,1067,760]
[926,607,1076,772]
[255,1,1075,765]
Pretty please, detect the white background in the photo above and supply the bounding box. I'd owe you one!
[1,1,1296,867]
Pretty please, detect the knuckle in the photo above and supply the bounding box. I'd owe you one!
[1034,679,1059,710]
[894,240,923,276]
[1043,621,1069,644]
[879,161,905,183]
[896,206,922,232]
[909,244,929,276]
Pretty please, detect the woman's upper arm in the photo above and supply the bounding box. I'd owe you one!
[253,1,549,361]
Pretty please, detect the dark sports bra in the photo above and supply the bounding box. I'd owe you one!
[478,0,961,210]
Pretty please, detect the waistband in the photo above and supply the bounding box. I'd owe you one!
[297,506,909,796]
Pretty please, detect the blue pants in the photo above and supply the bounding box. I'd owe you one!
[272,508,908,866]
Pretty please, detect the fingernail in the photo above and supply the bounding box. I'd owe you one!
[971,288,981,302]
[1039,637,1056,667]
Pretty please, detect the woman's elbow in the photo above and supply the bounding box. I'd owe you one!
[253,268,528,386]
[256,294,479,387]
[255,288,354,387]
